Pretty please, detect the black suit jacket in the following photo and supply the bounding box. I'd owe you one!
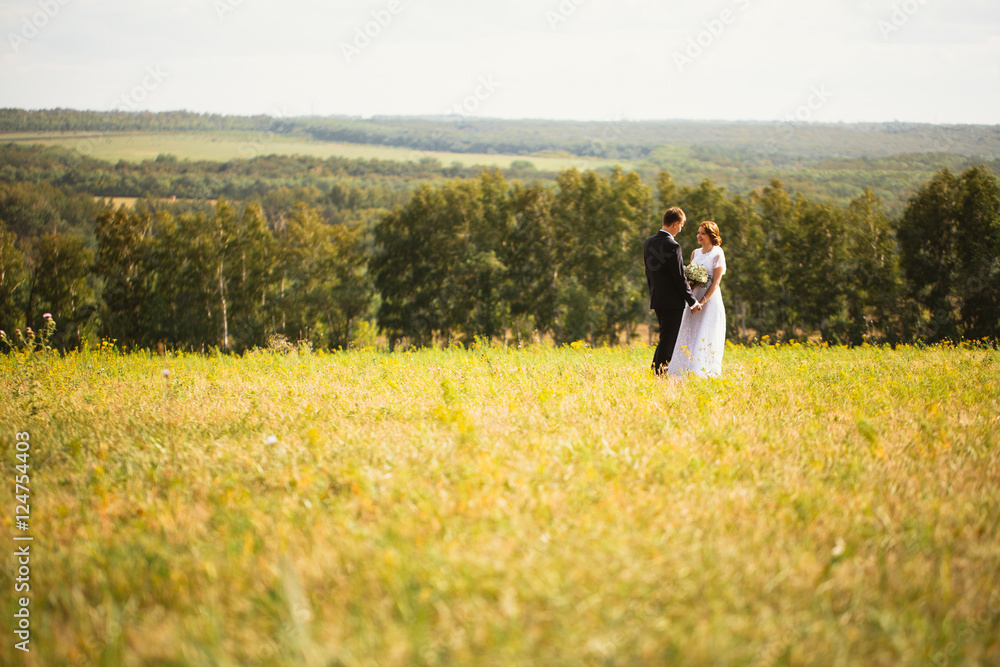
[643,230,697,310]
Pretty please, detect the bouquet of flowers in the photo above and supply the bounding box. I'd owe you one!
[684,262,710,288]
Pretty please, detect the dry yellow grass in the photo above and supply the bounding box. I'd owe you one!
[1,341,998,665]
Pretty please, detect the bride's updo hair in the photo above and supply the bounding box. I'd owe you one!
[700,221,722,246]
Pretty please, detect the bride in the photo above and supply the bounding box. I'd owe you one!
[668,221,727,378]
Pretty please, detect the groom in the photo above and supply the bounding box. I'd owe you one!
[643,207,700,375]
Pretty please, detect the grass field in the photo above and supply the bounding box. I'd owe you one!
[2,342,999,665]
[0,131,632,172]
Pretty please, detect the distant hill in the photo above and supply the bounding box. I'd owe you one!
[3,109,998,214]
[2,108,998,161]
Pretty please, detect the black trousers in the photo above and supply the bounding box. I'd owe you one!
[652,308,684,374]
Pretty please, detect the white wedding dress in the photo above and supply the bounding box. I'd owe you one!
[669,246,727,378]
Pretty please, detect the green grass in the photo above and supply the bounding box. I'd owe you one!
[0,130,632,172]
[1,342,998,665]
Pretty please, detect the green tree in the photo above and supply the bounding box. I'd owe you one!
[448,169,511,344]
[153,210,222,349]
[747,180,796,338]
[677,178,734,226]
[550,168,651,345]
[226,202,277,350]
[27,233,95,349]
[372,186,444,348]
[0,222,28,334]
[898,167,1000,341]
[656,171,679,211]
[603,167,652,345]
[715,193,763,342]
[276,203,371,350]
[372,174,505,348]
[954,167,1000,340]
[502,183,556,339]
[95,205,155,347]
[843,189,903,344]
[787,200,850,341]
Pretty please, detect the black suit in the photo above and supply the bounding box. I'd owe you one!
[643,230,697,374]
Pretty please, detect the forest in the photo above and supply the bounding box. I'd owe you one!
[1,110,999,352]
[6,109,999,214]
[4,108,999,160]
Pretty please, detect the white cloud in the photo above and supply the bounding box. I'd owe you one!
[0,0,996,123]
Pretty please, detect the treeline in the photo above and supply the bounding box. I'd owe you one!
[298,118,1000,163]
[2,165,997,352]
[374,165,998,347]
[0,142,499,195]
[651,146,1000,214]
[0,108,277,134]
[5,108,999,160]
[374,169,885,347]
[0,143,515,210]
[7,115,999,216]
[1,200,369,351]
[0,143,557,239]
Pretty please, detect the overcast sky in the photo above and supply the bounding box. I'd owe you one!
[1,0,997,124]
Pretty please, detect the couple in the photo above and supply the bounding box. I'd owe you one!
[643,207,727,378]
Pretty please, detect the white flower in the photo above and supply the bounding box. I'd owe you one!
[832,538,846,557]
[266,435,278,445]
[684,262,710,287]
[162,369,170,378]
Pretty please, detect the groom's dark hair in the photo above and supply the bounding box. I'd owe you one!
[662,207,685,227]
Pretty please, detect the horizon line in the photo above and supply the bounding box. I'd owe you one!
[1,107,998,129]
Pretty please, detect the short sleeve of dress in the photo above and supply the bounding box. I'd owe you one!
[714,247,727,276]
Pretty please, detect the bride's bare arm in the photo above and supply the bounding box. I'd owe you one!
[699,266,724,306]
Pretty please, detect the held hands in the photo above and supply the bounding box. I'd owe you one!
[690,301,703,313]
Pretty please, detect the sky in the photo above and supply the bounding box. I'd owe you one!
[1,0,998,125]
